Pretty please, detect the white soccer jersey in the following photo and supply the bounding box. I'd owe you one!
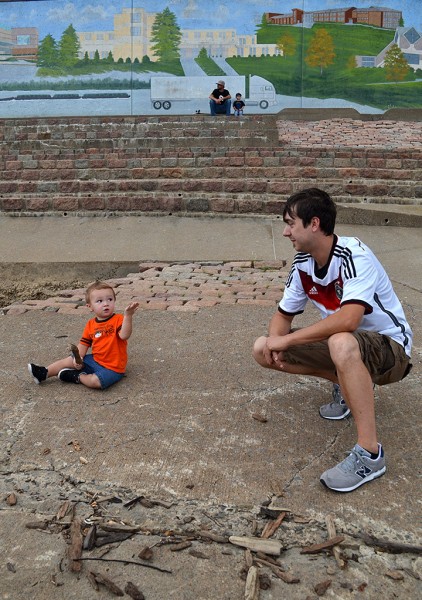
[279,235,412,356]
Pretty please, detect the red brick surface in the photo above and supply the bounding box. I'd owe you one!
[1,261,288,316]
[1,115,421,215]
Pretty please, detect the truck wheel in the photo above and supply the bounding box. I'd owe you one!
[163,101,171,110]
[153,101,162,109]
[259,100,269,109]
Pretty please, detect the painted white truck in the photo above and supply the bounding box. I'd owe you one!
[150,75,276,110]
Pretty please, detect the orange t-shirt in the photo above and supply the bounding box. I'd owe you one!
[80,313,127,373]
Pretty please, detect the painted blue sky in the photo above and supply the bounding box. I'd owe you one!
[0,0,420,39]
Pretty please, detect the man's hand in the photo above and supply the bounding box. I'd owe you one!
[263,335,289,367]
[124,302,139,316]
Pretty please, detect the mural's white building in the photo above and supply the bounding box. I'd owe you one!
[357,27,422,70]
[77,7,280,61]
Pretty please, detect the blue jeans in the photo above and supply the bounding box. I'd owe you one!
[210,99,231,116]
[82,354,125,389]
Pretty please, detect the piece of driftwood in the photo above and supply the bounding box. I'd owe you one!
[325,515,345,569]
[56,500,71,520]
[229,536,282,556]
[255,553,285,569]
[125,581,146,600]
[255,559,299,584]
[99,523,141,533]
[245,565,260,600]
[25,520,48,530]
[123,496,144,509]
[138,546,154,561]
[301,536,345,555]
[359,533,422,555]
[199,530,228,543]
[314,579,332,596]
[6,493,17,506]
[90,571,124,596]
[68,517,83,572]
[261,512,286,539]
[75,557,172,573]
[252,413,268,423]
[385,570,405,581]
[245,549,253,568]
[86,571,99,591]
[189,549,209,559]
[70,343,83,365]
[170,541,192,552]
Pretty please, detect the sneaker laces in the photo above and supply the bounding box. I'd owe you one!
[332,384,345,405]
[337,447,365,474]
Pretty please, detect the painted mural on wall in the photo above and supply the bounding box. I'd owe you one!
[0,0,421,118]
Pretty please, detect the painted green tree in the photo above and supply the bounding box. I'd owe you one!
[198,47,208,60]
[276,32,296,58]
[150,7,182,62]
[384,43,411,81]
[305,28,335,75]
[37,34,59,68]
[59,24,81,68]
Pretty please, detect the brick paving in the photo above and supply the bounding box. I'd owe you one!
[1,261,288,316]
[277,119,422,149]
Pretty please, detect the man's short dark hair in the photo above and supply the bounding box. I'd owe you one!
[283,188,336,235]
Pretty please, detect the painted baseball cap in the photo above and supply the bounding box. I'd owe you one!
[216,80,225,86]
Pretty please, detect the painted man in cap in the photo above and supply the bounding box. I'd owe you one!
[209,80,231,116]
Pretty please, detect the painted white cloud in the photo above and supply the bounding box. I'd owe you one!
[46,2,114,26]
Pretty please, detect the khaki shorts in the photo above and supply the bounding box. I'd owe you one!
[284,330,411,386]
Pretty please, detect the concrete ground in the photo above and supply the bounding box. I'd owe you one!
[0,214,421,599]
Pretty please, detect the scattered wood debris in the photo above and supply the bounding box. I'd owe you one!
[20,492,419,599]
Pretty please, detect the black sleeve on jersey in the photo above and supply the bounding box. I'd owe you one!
[341,299,372,314]
[278,306,304,316]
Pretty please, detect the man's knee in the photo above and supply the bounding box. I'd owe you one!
[253,336,267,365]
[328,332,360,365]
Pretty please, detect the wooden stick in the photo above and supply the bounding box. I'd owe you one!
[261,512,286,539]
[75,557,172,573]
[325,515,345,569]
[245,565,260,600]
[359,533,422,555]
[68,517,83,572]
[229,536,282,556]
[255,559,299,584]
[301,535,345,555]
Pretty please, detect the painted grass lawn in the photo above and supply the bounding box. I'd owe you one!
[227,24,421,109]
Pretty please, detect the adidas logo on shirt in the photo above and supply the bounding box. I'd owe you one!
[309,286,318,295]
